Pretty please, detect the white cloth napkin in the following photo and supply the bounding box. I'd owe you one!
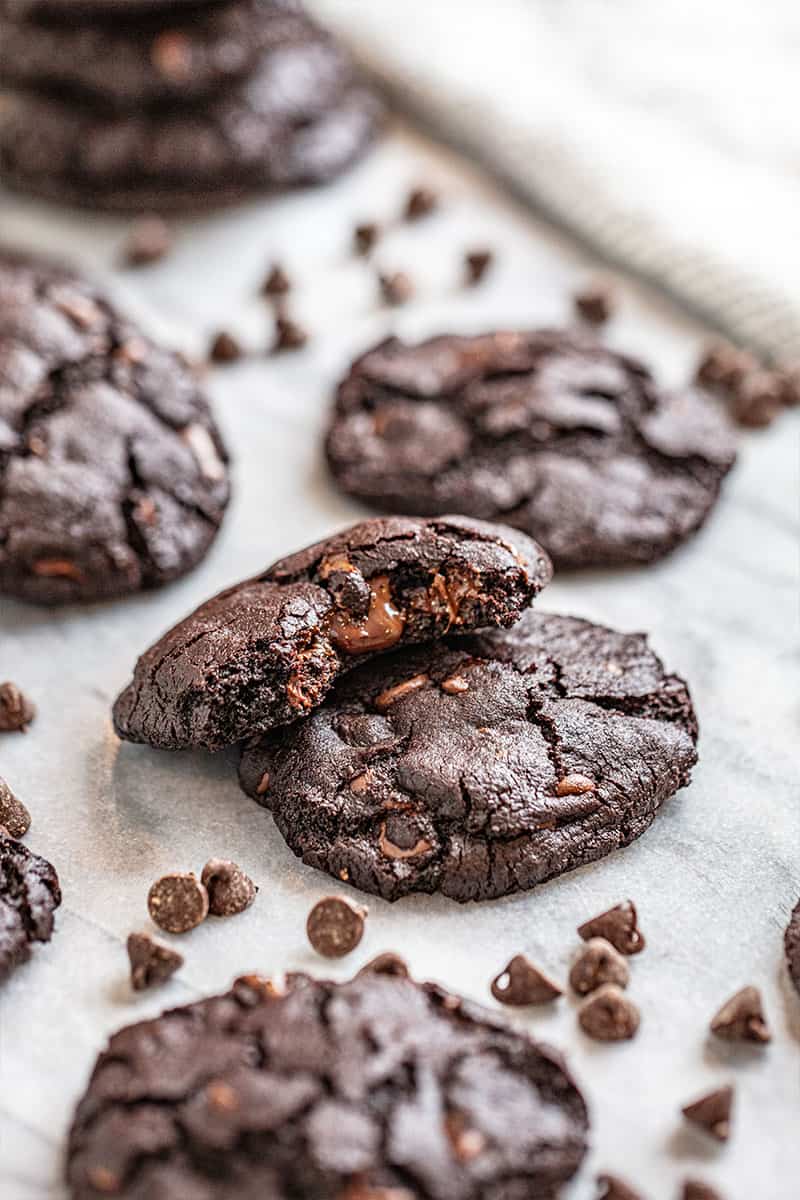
[310,0,800,363]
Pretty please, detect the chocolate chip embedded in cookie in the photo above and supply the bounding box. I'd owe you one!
[326,329,737,569]
[66,966,589,1199]
[239,610,698,902]
[0,251,229,604]
[113,515,552,751]
[0,830,61,982]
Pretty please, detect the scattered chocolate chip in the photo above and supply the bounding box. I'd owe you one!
[208,330,242,364]
[574,281,614,325]
[556,773,596,796]
[731,369,783,428]
[126,931,183,991]
[354,222,380,256]
[682,1180,724,1200]
[122,215,171,267]
[200,858,257,917]
[306,895,367,958]
[569,938,630,995]
[780,363,800,406]
[272,313,308,353]
[681,1084,734,1143]
[0,777,31,839]
[596,1173,644,1200]
[464,249,494,286]
[378,271,414,306]
[262,263,291,298]
[578,900,645,955]
[358,951,409,978]
[709,986,771,1044]
[404,186,438,221]
[491,954,563,1005]
[0,682,36,733]
[695,340,757,390]
[578,984,640,1041]
[147,872,209,934]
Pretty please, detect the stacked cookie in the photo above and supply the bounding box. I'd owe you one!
[0,0,381,210]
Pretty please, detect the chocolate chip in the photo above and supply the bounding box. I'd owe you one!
[695,340,757,391]
[780,363,800,406]
[272,313,308,353]
[491,954,563,1005]
[404,186,438,221]
[709,986,771,1043]
[0,682,36,733]
[200,858,257,917]
[374,674,430,711]
[574,282,614,325]
[147,872,209,934]
[306,895,367,958]
[126,931,183,991]
[444,1111,486,1161]
[578,900,645,954]
[682,1180,724,1200]
[569,938,630,995]
[441,675,470,695]
[122,215,171,267]
[151,31,192,81]
[596,1173,644,1200]
[556,773,596,796]
[464,250,494,286]
[354,223,380,256]
[262,264,291,298]
[0,777,31,839]
[208,330,242,364]
[681,1084,734,1142]
[358,951,409,978]
[378,271,414,306]
[232,973,283,1005]
[578,984,640,1041]
[731,369,783,428]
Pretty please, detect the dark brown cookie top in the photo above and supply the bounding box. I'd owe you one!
[0,48,380,211]
[239,609,698,902]
[326,330,737,569]
[113,515,552,751]
[785,899,800,996]
[66,964,589,1199]
[0,0,334,109]
[0,251,229,604]
[0,831,61,982]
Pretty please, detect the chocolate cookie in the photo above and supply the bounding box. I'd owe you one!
[326,330,737,569]
[0,54,380,211]
[0,831,61,982]
[785,900,800,997]
[0,251,229,604]
[113,516,552,751]
[66,962,589,1198]
[239,610,698,901]
[0,1,338,110]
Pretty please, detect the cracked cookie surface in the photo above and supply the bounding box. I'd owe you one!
[326,330,737,569]
[113,515,552,751]
[0,0,309,108]
[239,610,698,901]
[66,962,588,1199]
[0,252,230,604]
[0,831,61,982]
[785,900,800,997]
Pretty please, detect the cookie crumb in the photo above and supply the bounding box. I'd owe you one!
[0,777,31,839]
[0,682,36,733]
[596,1172,644,1200]
[201,858,257,916]
[307,895,367,957]
[710,986,770,1043]
[569,938,629,995]
[578,984,640,1041]
[378,271,414,306]
[127,932,183,991]
[578,900,645,955]
[491,954,563,1005]
[147,872,209,934]
[464,249,494,286]
[272,313,308,353]
[122,215,171,267]
[404,186,438,221]
[354,223,380,256]
[574,281,614,325]
[208,330,242,364]
[262,263,290,298]
[681,1084,734,1142]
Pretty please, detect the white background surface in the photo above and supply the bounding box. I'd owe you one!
[0,126,798,1199]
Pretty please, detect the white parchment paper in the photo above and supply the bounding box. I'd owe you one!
[0,126,797,1200]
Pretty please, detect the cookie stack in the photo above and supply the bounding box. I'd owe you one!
[0,0,381,210]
